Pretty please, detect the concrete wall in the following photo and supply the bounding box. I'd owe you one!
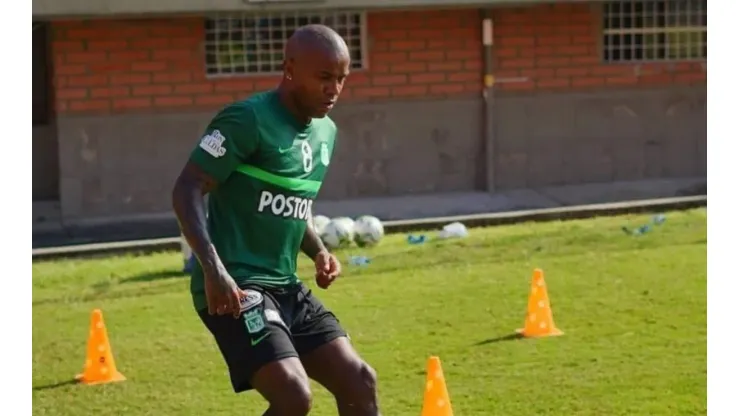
[50,10,482,220]
[490,4,706,189]
[46,3,706,222]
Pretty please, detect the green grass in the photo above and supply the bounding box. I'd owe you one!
[32,209,707,415]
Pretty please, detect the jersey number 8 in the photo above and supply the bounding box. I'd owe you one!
[301,141,313,173]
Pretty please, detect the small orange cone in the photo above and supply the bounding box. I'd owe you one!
[75,309,126,385]
[516,268,564,338]
[420,356,454,416]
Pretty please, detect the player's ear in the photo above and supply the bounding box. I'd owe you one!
[283,58,295,81]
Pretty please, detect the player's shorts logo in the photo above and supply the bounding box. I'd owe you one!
[257,190,313,220]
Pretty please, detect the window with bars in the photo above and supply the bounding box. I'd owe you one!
[602,0,707,63]
[204,11,366,76]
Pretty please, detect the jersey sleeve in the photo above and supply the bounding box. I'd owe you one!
[189,104,259,183]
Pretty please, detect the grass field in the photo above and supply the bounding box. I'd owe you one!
[32,209,707,416]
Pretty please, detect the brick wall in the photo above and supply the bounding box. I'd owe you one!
[50,3,706,116]
[493,3,706,92]
[51,10,481,115]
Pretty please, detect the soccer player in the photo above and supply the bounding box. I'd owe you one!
[171,25,380,416]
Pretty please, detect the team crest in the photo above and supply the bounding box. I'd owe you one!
[320,142,330,166]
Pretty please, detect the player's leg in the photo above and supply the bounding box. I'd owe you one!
[197,289,314,415]
[291,285,380,416]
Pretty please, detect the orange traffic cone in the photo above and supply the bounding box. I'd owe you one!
[516,268,564,338]
[75,309,126,385]
[420,356,454,416]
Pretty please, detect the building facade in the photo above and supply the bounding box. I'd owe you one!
[32,1,707,226]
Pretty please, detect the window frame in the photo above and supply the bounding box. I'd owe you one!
[203,10,368,78]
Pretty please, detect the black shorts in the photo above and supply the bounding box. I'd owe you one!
[198,282,347,393]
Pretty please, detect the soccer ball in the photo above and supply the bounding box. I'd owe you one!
[320,217,355,250]
[353,215,384,247]
[310,214,331,234]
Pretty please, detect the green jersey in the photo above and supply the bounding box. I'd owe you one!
[187,90,337,311]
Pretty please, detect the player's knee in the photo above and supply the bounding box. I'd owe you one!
[358,361,378,395]
[271,373,313,415]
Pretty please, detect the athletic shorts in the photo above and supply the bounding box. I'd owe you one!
[197,282,347,393]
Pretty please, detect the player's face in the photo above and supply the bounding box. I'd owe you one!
[291,50,350,118]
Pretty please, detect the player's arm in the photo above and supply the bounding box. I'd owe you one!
[301,216,328,260]
[172,106,258,284]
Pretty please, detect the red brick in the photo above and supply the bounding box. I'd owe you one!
[500,81,535,91]
[607,77,639,86]
[409,51,445,61]
[53,40,85,52]
[372,52,408,64]
[556,45,590,55]
[571,77,604,87]
[500,58,535,69]
[446,50,478,60]
[520,68,555,78]
[55,64,87,75]
[448,72,478,82]
[88,62,131,73]
[69,99,110,112]
[153,50,195,61]
[373,75,408,86]
[391,85,428,97]
[132,85,172,96]
[537,57,571,67]
[87,40,128,51]
[57,88,87,99]
[153,72,193,84]
[109,51,150,62]
[410,73,445,84]
[428,62,463,71]
[557,67,590,77]
[501,37,536,47]
[430,83,465,94]
[374,29,408,40]
[110,74,151,85]
[195,95,237,106]
[390,62,427,73]
[130,38,170,49]
[407,29,448,40]
[132,62,168,72]
[177,84,214,94]
[537,78,570,88]
[149,25,194,37]
[155,96,194,107]
[66,51,107,63]
[90,86,130,98]
[67,75,108,87]
[112,98,151,109]
[389,40,426,51]
[428,39,466,49]
[352,87,390,98]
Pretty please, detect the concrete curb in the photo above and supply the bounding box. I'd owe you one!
[32,195,706,262]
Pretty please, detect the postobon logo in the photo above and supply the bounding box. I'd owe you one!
[257,191,313,220]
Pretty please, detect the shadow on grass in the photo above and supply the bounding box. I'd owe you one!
[120,269,186,284]
[33,379,78,391]
[473,332,523,346]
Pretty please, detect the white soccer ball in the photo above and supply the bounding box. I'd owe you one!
[310,214,331,235]
[320,217,356,250]
[353,215,384,247]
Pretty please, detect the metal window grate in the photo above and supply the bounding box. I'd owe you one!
[602,0,707,63]
[204,11,366,76]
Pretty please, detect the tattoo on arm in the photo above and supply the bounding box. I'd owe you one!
[301,219,327,260]
[172,162,223,275]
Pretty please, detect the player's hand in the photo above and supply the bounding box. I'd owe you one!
[204,267,245,318]
[314,250,342,289]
